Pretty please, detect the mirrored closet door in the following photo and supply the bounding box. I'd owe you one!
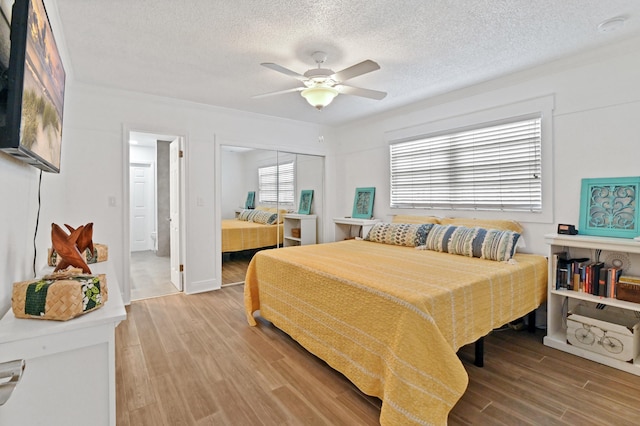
[220,146,324,285]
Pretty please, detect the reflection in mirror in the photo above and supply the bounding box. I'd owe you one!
[220,146,324,286]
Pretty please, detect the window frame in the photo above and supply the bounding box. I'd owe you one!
[385,95,554,224]
[390,115,542,212]
[258,161,295,206]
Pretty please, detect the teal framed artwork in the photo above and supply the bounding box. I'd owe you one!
[579,177,640,238]
[298,190,313,215]
[245,191,255,209]
[352,187,375,219]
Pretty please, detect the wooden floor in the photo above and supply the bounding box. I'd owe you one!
[221,251,253,285]
[116,286,640,425]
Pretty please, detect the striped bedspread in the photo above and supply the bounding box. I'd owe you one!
[221,219,283,253]
[244,239,547,425]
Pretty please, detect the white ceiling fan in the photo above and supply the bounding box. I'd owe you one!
[253,51,386,110]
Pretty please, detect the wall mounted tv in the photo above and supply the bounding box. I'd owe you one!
[0,0,66,173]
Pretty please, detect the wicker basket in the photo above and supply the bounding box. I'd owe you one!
[291,228,301,238]
[12,271,108,321]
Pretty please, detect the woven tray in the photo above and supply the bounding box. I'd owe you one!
[12,271,108,321]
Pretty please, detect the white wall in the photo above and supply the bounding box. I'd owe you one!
[0,82,331,312]
[0,155,67,314]
[333,36,640,255]
[58,83,329,302]
[296,154,325,242]
[220,149,247,219]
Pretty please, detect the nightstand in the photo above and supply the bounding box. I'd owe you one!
[333,217,381,241]
[283,214,317,247]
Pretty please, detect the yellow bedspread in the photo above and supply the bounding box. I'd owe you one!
[221,219,283,253]
[244,239,547,425]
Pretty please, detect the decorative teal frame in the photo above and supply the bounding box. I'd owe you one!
[298,190,313,215]
[352,187,375,219]
[579,177,640,238]
[244,191,255,209]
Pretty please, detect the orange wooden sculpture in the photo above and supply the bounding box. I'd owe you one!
[65,222,94,254]
[51,223,93,273]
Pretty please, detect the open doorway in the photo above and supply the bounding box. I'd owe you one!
[129,131,183,300]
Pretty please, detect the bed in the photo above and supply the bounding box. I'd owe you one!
[222,207,285,253]
[244,218,547,425]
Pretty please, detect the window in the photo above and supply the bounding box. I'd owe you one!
[258,161,295,205]
[390,116,542,212]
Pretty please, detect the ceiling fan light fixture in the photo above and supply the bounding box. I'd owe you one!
[301,85,339,110]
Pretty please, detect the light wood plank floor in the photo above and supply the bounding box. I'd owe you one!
[130,250,179,300]
[221,251,253,286]
[116,287,640,425]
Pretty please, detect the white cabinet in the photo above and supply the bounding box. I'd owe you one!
[283,214,317,247]
[544,233,640,375]
[333,217,381,241]
[0,262,126,425]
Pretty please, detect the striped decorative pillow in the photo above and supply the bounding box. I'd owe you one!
[475,228,520,261]
[250,210,278,225]
[424,224,458,252]
[365,223,433,247]
[238,209,256,221]
[447,226,480,257]
[424,225,520,261]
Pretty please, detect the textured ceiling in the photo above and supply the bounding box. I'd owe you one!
[52,0,640,126]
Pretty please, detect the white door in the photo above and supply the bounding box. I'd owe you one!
[130,163,154,252]
[169,138,183,290]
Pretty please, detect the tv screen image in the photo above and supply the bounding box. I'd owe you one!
[1,0,65,173]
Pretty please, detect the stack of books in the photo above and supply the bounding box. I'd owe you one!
[552,252,623,298]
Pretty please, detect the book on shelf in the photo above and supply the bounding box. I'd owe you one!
[552,255,623,298]
[590,262,604,295]
[608,267,622,298]
[619,275,640,285]
[598,267,607,297]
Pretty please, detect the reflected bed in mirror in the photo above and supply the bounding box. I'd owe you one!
[220,145,325,286]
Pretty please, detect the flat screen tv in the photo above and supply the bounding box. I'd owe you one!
[0,0,65,173]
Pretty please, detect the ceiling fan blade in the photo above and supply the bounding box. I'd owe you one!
[252,86,304,99]
[261,63,307,81]
[336,85,387,100]
[332,60,380,82]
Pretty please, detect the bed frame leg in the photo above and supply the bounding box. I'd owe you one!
[473,310,536,368]
[474,337,484,367]
[528,310,536,333]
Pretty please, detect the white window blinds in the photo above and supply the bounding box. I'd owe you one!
[390,116,542,211]
[258,161,295,204]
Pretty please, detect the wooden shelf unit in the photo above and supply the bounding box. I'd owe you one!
[283,214,317,247]
[544,233,640,376]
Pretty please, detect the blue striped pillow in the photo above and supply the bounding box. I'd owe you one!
[238,209,255,221]
[424,224,458,252]
[476,228,520,261]
[250,210,278,225]
[424,224,520,261]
